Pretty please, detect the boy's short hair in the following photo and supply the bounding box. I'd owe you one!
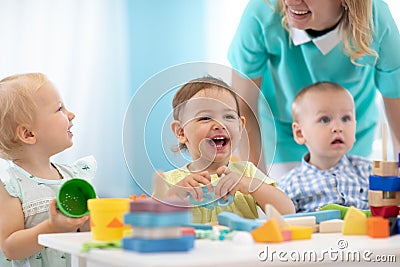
[292,81,352,121]
[172,76,240,120]
[0,73,48,159]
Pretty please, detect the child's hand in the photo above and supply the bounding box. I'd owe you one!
[47,199,89,233]
[214,166,251,198]
[167,171,213,201]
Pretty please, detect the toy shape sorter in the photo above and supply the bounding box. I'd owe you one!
[368,151,400,235]
[122,197,195,253]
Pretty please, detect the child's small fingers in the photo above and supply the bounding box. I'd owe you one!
[214,180,225,198]
[198,171,211,181]
[49,198,58,215]
[196,186,205,200]
[188,179,200,188]
[193,174,211,186]
[223,167,231,175]
[206,183,213,192]
[216,166,227,177]
[219,181,234,198]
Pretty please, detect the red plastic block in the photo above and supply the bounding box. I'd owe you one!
[370,205,400,218]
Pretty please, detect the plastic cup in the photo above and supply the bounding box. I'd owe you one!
[57,178,97,218]
[87,198,131,241]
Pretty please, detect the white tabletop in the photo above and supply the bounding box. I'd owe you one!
[39,232,400,267]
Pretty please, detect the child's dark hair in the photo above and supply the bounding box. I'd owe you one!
[172,76,241,152]
[172,76,241,120]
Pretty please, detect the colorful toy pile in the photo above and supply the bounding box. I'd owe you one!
[122,198,195,253]
[215,152,400,242]
[366,153,400,237]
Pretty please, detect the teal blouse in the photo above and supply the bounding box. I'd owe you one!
[228,0,400,163]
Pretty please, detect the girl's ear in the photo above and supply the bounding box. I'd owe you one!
[16,124,36,145]
[292,122,306,145]
[171,120,187,144]
[239,116,246,133]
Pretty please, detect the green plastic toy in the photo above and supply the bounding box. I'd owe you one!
[57,178,96,218]
[320,204,372,219]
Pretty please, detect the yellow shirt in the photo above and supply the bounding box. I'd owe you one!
[163,161,276,223]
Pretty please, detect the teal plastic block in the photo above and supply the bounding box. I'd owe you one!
[218,212,261,232]
[124,211,191,227]
[282,210,341,224]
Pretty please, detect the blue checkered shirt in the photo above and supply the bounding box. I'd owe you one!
[278,154,371,212]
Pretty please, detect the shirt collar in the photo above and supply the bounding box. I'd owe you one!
[301,153,349,173]
[291,25,342,55]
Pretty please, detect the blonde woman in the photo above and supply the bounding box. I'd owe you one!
[228,0,400,179]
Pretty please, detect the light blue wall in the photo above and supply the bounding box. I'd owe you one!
[125,1,207,194]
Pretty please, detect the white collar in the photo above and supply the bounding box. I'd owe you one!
[291,25,342,55]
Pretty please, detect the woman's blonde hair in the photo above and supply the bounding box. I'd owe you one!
[0,73,48,159]
[271,0,378,64]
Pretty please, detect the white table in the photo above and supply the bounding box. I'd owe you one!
[39,232,400,267]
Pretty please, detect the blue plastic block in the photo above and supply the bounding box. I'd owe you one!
[124,211,191,227]
[282,210,341,224]
[184,223,213,230]
[218,212,261,232]
[122,235,194,253]
[189,186,234,210]
[398,218,400,234]
[369,175,400,192]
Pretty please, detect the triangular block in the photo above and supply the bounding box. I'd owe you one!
[342,206,367,235]
[265,204,287,227]
[107,217,124,228]
[251,218,283,243]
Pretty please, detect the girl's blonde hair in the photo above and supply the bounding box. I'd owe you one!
[271,0,378,64]
[0,73,48,159]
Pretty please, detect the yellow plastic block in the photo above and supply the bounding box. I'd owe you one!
[282,226,312,240]
[251,218,283,243]
[342,206,367,235]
